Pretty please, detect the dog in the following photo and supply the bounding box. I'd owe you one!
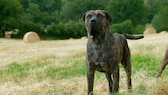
[82,10,144,95]
[157,48,168,78]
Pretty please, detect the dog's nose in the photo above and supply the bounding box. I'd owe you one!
[90,19,96,23]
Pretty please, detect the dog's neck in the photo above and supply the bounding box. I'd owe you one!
[89,30,110,44]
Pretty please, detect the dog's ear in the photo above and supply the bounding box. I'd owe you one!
[81,12,86,22]
[103,11,112,23]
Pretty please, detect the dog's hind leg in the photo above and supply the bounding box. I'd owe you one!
[157,59,168,78]
[157,49,168,78]
[121,49,132,89]
[121,59,132,89]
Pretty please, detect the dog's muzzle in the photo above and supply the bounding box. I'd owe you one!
[88,20,98,38]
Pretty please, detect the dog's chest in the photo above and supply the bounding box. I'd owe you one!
[87,40,123,62]
[88,43,116,62]
[87,43,120,72]
[93,47,108,61]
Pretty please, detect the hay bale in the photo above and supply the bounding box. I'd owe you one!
[143,27,156,34]
[23,32,40,43]
[160,31,168,34]
[81,36,87,40]
[69,38,74,40]
[5,31,14,38]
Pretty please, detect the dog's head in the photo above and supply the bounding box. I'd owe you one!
[82,10,112,39]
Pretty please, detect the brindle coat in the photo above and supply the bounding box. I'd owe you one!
[82,10,143,95]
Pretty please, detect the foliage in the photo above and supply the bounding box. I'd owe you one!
[111,19,145,34]
[106,0,148,25]
[60,0,106,21]
[111,20,134,34]
[134,25,145,34]
[152,6,168,32]
[0,0,23,36]
[145,0,168,23]
[47,21,86,39]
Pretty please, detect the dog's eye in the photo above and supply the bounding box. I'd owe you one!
[86,14,92,19]
[97,13,103,18]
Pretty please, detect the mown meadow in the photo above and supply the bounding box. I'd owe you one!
[1,33,168,95]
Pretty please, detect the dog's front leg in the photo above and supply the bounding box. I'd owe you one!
[87,68,95,95]
[105,73,114,95]
[113,64,119,92]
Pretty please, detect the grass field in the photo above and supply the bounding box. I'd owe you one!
[1,33,168,95]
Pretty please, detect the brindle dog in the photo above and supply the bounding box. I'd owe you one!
[82,10,143,95]
[157,48,168,78]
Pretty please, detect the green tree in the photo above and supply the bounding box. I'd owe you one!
[18,0,61,38]
[27,3,41,17]
[106,0,148,25]
[40,0,62,13]
[47,21,86,39]
[60,0,106,21]
[152,6,168,32]
[111,20,134,34]
[145,0,168,23]
[0,0,23,37]
[18,3,44,36]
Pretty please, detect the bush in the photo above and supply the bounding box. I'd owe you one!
[106,0,148,25]
[110,20,134,34]
[47,21,86,39]
[134,25,145,34]
[12,21,46,39]
[110,20,144,34]
[152,6,168,32]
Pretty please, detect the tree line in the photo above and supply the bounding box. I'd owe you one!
[0,0,168,39]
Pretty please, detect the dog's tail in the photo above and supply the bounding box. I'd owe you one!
[124,34,144,40]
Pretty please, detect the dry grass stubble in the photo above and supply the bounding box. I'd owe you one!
[1,33,168,94]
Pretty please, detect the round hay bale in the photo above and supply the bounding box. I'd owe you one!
[23,32,40,43]
[160,31,168,34]
[143,27,156,34]
[81,36,87,40]
[69,38,74,40]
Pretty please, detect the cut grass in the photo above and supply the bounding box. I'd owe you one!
[1,33,168,94]
[44,59,86,79]
[0,60,51,83]
[132,54,161,77]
